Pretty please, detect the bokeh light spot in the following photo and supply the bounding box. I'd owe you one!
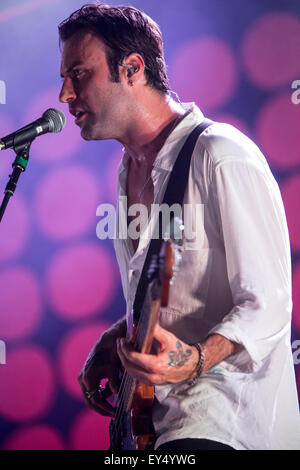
[169,36,238,111]
[105,148,124,204]
[58,322,111,399]
[241,12,300,89]
[70,408,110,450]
[292,263,300,333]
[210,112,251,138]
[280,175,300,252]
[23,88,82,161]
[0,194,30,264]
[35,165,101,240]
[256,94,300,168]
[0,345,55,421]
[2,425,65,450]
[0,112,15,181]
[0,266,42,341]
[46,242,116,320]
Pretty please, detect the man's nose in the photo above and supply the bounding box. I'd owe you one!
[59,77,77,103]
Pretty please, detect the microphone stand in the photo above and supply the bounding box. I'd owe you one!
[0,140,32,223]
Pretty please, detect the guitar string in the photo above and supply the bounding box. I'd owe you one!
[111,246,169,446]
[111,378,131,447]
[111,314,146,448]
[115,319,143,420]
[110,331,138,445]
[111,372,131,446]
[111,242,179,447]
[111,371,136,446]
[111,317,145,447]
[111,258,166,446]
[112,367,132,439]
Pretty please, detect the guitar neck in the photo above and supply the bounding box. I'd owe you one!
[118,297,161,413]
[118,372,137,414]
[135,298,161,354]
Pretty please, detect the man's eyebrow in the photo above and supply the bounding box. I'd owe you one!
[60,61,84,78]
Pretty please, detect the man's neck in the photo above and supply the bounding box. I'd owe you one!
[119,92,187,168]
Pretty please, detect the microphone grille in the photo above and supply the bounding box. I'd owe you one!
[43,108,66,133]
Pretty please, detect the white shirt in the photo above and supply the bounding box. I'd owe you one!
[113,103,300,450]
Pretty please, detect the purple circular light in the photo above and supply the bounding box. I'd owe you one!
[45,242,116,320]
[0,266,42,341]
[0,112,15,181]
[0,194,30,264]
[2,425,65,450]
[169,36,238,111]
[23,88,82,162]
[292,263,300,333]
[105,148,123,204]
[70,408,110,450]
[210,112,251,137]
[0,345,55,421]
[280,175,300,252]
[34,165,101,240]
[256,94,300,168]
[57,322,111,400]
[241,13,300,89]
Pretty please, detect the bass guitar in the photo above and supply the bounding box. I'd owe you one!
[109,221,182,450]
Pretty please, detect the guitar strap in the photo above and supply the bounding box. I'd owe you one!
[132,118,214,324]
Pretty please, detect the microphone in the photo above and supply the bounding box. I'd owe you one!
[0,108,66,151]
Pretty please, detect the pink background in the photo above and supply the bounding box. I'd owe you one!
[0,0,300,450]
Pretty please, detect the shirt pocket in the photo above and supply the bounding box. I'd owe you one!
[162,247,212,315]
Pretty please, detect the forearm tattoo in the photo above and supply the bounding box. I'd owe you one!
[168,340,192,367]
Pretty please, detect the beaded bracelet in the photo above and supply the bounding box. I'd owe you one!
[190,342,205,385]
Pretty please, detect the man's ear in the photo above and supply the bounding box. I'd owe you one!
[120,53,145,85]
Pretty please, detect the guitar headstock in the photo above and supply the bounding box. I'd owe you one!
[147,217,183,306]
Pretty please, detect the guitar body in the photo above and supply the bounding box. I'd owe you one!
[131,382,156,450]
[109,316,158,450]
[109,381,155,450]
[109,383,155,450]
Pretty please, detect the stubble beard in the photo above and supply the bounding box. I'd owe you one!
[81,110,124,142]
[79,113,101,141]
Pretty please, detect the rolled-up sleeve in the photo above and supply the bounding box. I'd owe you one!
[208,157,292,372]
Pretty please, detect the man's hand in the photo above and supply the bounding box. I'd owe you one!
[78,318,126,417]
[117,323,199,386]
[117,324,241,386]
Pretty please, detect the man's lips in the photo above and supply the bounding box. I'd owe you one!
[69,109,88,125]
[74,111,88,125]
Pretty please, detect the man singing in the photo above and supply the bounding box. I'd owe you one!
[58,3,300,450]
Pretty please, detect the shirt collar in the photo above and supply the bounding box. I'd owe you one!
[152,102,204,171]
[118,103,204,178]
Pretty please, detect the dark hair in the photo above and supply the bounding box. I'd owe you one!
[58,3,170,93]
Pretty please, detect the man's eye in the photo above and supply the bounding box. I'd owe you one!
[72,69,83,78]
